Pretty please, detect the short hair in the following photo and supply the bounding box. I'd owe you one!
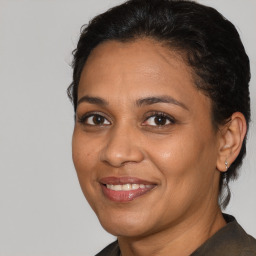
[67,0,251,208]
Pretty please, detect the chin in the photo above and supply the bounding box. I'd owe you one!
[97,210,152,237]
[102,223,149,238]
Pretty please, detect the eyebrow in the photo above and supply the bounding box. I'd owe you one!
[77,95,108,106]
[77,95,188,111]
[136,96,189,110]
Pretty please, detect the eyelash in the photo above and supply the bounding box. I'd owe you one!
[143,111,176,127]
[77,111,176,127]
[77,112,111,126]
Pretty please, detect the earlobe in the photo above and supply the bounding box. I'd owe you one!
[216,112,247,172]
[225,160,229,171]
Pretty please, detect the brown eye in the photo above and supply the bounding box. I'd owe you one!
[143,113,174,127]
[80,114,111,126]
[154,116,168,126]
[92,115,105,125]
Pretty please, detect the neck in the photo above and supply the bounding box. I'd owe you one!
[118,206,226,256]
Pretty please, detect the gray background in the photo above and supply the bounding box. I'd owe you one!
[0,0,255,255]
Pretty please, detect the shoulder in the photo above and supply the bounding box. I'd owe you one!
[95,240,119,256]
[95,215,256,256]
[192,214,256,256]
[239,234,256,256]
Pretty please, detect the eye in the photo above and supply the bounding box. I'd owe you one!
[143,113,175,126]
[78,114,111,126]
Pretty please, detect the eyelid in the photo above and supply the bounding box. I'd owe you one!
[77,111,111,125]
[142,111,176,126]
[77,110,176,127]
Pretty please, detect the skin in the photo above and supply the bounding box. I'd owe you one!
[72,39,232,256]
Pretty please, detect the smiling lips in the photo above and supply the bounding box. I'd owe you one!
[100,177,156,202]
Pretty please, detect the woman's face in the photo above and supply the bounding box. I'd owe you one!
[72,39,222,237]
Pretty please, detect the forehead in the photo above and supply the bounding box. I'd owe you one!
[78,39,208,109]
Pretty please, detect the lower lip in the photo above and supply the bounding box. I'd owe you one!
[101,184,155,202]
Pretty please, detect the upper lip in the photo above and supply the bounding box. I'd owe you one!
[99,176,156,185]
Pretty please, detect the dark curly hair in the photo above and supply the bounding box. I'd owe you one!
[67,0,251,208]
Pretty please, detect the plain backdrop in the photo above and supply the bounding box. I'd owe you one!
[0,0,255,255]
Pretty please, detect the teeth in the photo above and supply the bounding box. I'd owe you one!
[132,184,139,189]
[111,184,122,191]
[106,183,152,191]
[122,184,131,191]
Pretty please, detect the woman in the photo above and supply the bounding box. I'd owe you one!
[68,0,256,255]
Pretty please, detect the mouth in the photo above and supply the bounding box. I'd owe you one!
[99,177,157,202]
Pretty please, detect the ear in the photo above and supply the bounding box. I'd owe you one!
[216,112,247,172]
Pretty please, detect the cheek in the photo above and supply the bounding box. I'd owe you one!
[147,134,199,175]
[72,129,98,171]
[72,130,100,202]
[144,136,216,221]
[147,127,218,193]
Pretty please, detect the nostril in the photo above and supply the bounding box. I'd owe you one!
[100,145,145,167]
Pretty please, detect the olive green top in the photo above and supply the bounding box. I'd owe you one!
[95,215,256,256]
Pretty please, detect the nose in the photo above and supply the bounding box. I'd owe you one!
[100,125,144,167]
